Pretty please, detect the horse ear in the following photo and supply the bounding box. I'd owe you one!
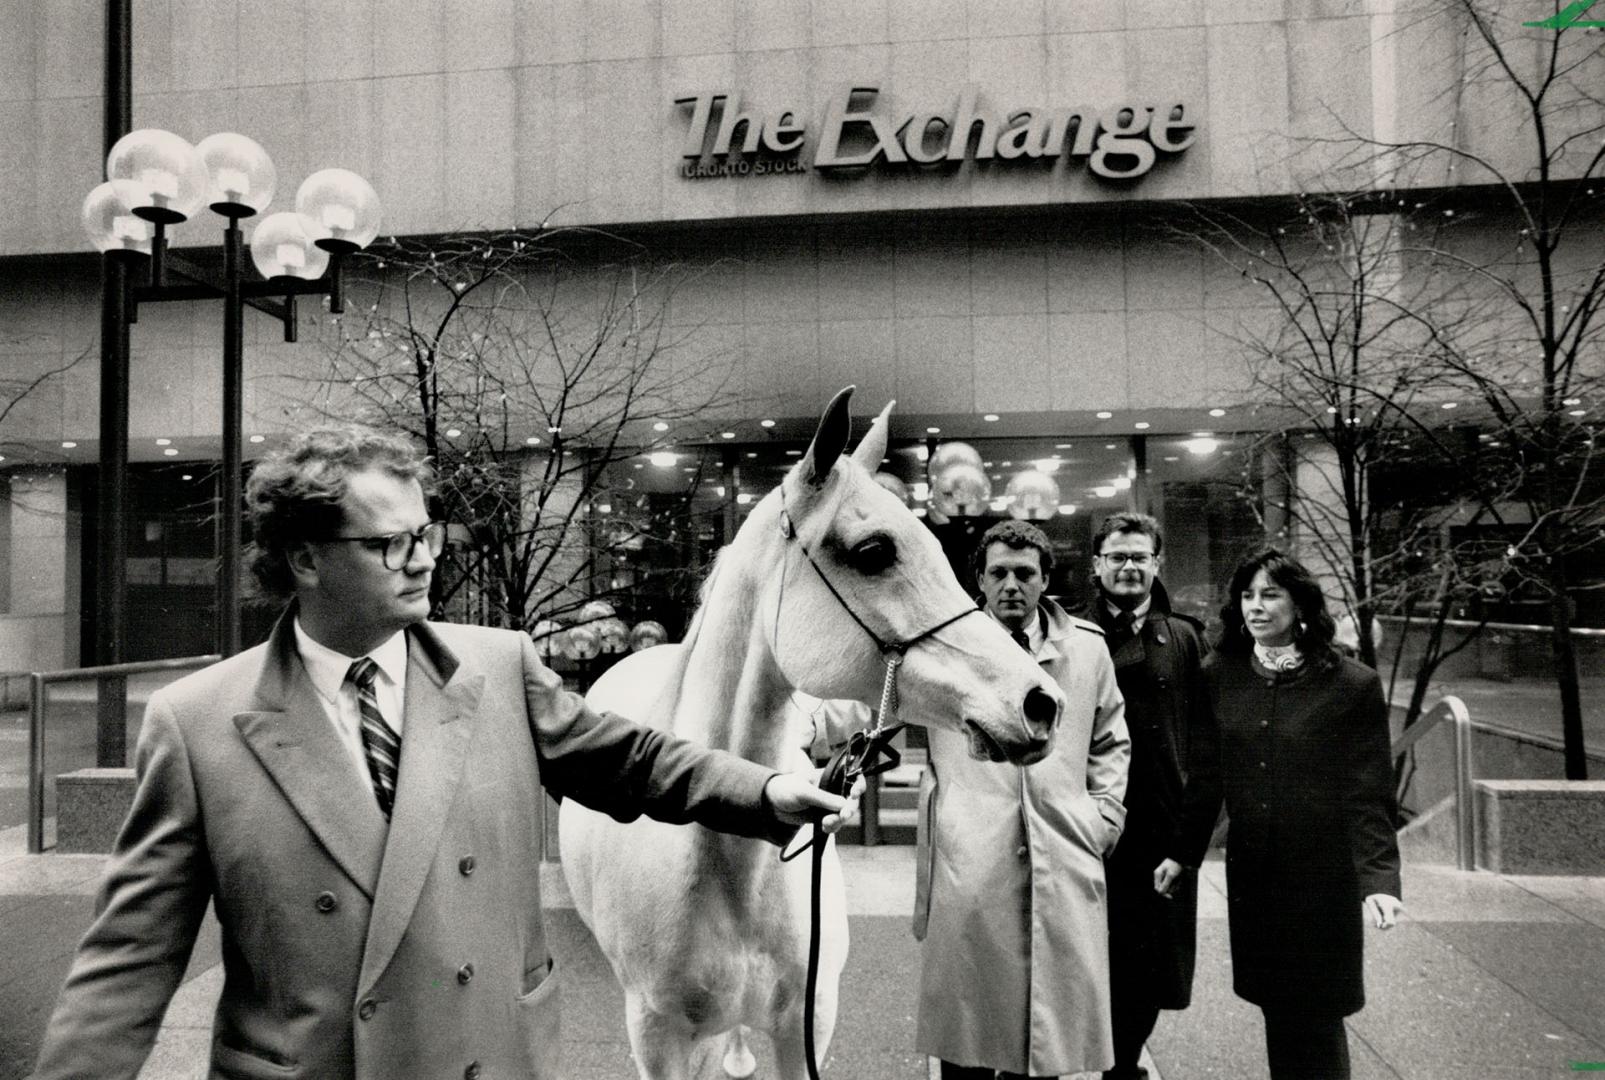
[802,386,854,486]
[851,400,894,472]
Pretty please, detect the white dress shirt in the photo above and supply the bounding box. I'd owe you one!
[988,607,1045,656]
[1104,594,1153,633]
[293,619,409,785]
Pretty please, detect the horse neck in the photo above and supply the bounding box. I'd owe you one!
[670,531,795,770]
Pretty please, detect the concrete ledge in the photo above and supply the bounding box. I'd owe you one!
[56,767,136,854]
[1476,779,1605,874]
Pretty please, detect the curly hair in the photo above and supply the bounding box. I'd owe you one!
[1093,510,1163,556]
[1217,546,1339,665]
[244,425,435,601]
[970,519,1055,581]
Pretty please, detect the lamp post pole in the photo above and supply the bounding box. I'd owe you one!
[220,221,245,657]
[94,0,132,767]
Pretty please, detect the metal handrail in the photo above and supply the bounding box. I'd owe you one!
[28,655,219,854]
[1392,695,1474,871]
[1375,614,1605,638]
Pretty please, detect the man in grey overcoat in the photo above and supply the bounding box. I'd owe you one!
[31,425,853,1080]
[914,519,1130,1079]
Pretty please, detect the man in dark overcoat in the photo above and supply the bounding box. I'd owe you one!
[1082,512,1208,1080]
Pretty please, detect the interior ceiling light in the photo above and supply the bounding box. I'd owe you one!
[927,426,941,434]
[721,431,736,439]
[1563,397,1582,406]
[163,448,178,456]
[1441,401,1458,410]
[249,434,265,443]
[983,413,1000,422]
[1134,421,1151,430]
[1096,411,1113,419]
[760,419,776,428]
[649,451,676,467]
[445,427,462,438]
[1208,408,1226,417]
[62,441,78,449]
[653,421,669,432]
[155,438,172,445]
[525,436,541,445]
[1093,485,1116,498]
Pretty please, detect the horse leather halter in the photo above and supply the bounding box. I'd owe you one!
[773,490,982,1080]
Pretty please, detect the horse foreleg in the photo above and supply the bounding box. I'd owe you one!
[625,991,697,1080]
[771,993,838,1080]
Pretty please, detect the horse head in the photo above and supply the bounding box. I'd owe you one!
[755,386,1061,765]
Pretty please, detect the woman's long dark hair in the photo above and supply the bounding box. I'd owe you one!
[1217,546,1339,666]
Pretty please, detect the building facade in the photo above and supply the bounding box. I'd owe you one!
[1,0,1600,670]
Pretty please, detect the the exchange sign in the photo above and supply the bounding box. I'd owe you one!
[675,85,1196,182]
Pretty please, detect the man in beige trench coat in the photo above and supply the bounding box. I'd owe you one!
[915,520,1130,1080]
[31,425,853,1080]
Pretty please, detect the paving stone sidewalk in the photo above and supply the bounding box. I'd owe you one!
[3,834,1602,1079]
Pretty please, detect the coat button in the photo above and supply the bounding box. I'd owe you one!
[457,963,475,985]
[1260,720,1269,728]
[459,855,476,876]
[464,1062,481,1080]
[358,999,377,1021]
[315,891,337,913]
[1017,845,1029,859]
[1259,760,1268,770]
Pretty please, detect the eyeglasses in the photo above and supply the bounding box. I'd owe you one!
[1098,552,1154,567]
[322,521,446,570]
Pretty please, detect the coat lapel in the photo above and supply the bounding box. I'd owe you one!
[233,613,388,899]
[358,623,483,994]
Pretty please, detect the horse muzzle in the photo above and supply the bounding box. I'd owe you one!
[963,684,1059,764]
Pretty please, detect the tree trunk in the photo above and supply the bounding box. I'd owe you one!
[1548,566,1588,779]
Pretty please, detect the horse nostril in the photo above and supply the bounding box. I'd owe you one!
[1022,686,1059,740]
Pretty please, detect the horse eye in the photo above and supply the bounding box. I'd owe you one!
[849,536,897,575]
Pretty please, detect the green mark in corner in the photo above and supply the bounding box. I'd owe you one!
[1524,1,1605,27]
[1569,1063,1605,1072]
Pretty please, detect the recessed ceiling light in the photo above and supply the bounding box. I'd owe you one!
[736,493,753,505]
[649,451,677,467]
[1441,401,1458,410]
[1105,443,1117,450]
[746,451,757,458]
[785,449,802,456]
[760,419,776,429]
[1569,408,1587,416]
[1326,406,1339,414]
[983,414,1000,422]
[249,434,265,444]
[446,427,462,438]
[1163,455,1179,462]
[1208,408,1226,418]
[181,474,193,481]
[155,438,172,446]
[1134,422,1151,430]
[927,426,941,434]
[1055,443,1073,449]
[1093,485,1116,498]
[163,448,178,456]
[653,421,669,432]
[1057,504,1077,515]
[61,441,77,449]
[525,436,541,445]
[1563,397,1582,406]
[721,431,736,439]
[1096,411,1113,420]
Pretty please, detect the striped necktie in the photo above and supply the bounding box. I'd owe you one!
[346,658,400,820]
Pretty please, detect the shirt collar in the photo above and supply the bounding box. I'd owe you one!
[987,607,1044,653]
[1105,594,1153,625]
[293,618,409,703]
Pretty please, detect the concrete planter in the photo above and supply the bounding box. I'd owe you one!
[1475,779,1605,874]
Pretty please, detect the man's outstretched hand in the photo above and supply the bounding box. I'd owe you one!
[764,770,866,833]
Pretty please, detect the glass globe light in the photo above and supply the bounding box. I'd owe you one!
[105,129,209,224]
[927,440,984,479]
[564,624,602,661]
[530,618,564,661]
[598,616,630,654]
[195,132,276,217]
[1006,469,1062,521]
[930,460,992,517]
[579,599,617,622]
[81,181,154,255]
[630,620,668,652]
[295,168,382,252]
[249,212,331,280]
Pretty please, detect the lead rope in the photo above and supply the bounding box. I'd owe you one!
[774,493,977,1080]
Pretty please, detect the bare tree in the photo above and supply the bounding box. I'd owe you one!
[0,349,88,447]
[1335,0,1605,778]
[286,228,740,637]
[1181,194,1505,804]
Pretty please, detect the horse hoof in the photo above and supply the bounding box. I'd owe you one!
[722,1042,757,1078]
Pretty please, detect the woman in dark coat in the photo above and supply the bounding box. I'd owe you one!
[1154,547,1403,1080]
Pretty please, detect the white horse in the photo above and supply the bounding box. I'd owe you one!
[559,387,1063,1080]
